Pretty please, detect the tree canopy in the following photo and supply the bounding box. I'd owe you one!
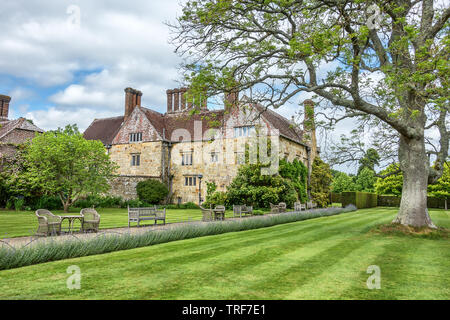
[8,125,118,212]
[170,0,449,227]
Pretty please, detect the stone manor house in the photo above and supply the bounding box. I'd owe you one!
[84,88,318,204]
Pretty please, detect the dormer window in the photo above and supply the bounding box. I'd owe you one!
[129,132,142,143]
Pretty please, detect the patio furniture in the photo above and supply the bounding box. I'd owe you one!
[35,209,62,237]
[80,208,100,233]
[278,202,287,213]
[200,206,213,222]
[294,202,306,211]
[128,206,166,227]
[270,203,279,214]
[59,215,84,234]
[307,200,318,209]
[233,205,253,218]
[213,205,226,221]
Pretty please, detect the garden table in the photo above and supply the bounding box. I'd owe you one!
[59,215,84,234]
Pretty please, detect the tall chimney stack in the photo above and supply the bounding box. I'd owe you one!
[0,95,11,120]
[225,90,239,109]
[166,90,173,113]
[124,88,141,122]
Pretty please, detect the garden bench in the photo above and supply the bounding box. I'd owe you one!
[294,202,306,211]
[270,203,279,214]
[128,206,166,227]
[278,202,287,213]
[233,205,253,218]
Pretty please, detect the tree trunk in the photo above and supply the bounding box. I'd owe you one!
[393,135,436,228]
[63,202,70,213]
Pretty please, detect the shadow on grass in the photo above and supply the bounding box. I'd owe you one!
[370,223,449,240]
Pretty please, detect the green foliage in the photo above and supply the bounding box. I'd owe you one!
[225,161,298,209]
[354,167,377,192]
[341,191,377,209]
[357,148,380,174]
[279,158,308,202]
[428,163,449,200]
[375,164,403,196]
[203,191,228,208]
[310,157,333,208]
[136,179,169,204]
[331,171,356,193]
[7,125,118,212]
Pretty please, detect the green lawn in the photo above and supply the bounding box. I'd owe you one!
[0,208,241,238]
[0,207,448,299]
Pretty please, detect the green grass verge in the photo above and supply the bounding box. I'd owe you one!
[0,207,448,299]
[0,206,356,271]
[0,208,242,239]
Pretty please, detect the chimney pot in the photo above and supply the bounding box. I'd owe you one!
[124,88,140,122]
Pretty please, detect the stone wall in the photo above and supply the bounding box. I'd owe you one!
[108,175,162,200]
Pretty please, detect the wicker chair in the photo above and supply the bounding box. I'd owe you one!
[200,206,213,222]
[269,203,279,214]
[80,208,101,233]
[35,209,62,236]
[278,202,287,213]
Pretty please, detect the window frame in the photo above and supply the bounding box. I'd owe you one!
[131,154,141,166]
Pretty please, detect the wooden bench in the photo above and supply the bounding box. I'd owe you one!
[233,205,253,218]
[128,206,166,227]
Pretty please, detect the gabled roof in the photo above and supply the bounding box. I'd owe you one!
[253,104,304,145]
[83,103,304,146]
[83,116,124,145]
[0,118,44,141]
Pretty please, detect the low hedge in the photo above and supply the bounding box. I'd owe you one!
[0,205,356,270]
[341,192,377,209]
[378,195,448,209]
[330,192,341,203]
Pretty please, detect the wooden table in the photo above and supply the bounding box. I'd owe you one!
[59,215,83,233]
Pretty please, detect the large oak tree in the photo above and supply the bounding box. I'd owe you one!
[170,0,449,227]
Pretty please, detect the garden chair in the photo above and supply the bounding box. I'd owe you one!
[233,205,253,218]
[278,202,287,213]
[294,202,306,211]
[200,206,213,222]
[269,203,279,214]
[213,205,226,221]
[35,209,62,237]
[80,208,101,233]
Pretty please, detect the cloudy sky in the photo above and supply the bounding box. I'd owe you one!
[0,0,394,173]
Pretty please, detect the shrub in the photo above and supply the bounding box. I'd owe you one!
[204,191,228,208]
[14,198,25,211]
[310,157,333,208]
[136,179,169,204]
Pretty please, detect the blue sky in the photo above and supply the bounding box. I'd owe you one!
[0,0,388,174]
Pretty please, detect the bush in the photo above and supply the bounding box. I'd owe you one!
[310,157,333,208]
[204,191,228,208]
[341,191,377,209]
[136,179,169,204]
[377,195,401,207]
[14,198,25,211]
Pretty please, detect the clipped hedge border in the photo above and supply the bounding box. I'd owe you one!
[341,192,377,209]
[0,206,356,271]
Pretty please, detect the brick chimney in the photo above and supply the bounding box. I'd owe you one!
[167,87,203,113]
[0,95,11,120]
[224,90,239,109]
[124,88,142,122]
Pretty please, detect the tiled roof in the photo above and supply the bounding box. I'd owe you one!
[0,118,44,141]
[84,103,304,145]
[83,116,124,145]
[253,104,304,145]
